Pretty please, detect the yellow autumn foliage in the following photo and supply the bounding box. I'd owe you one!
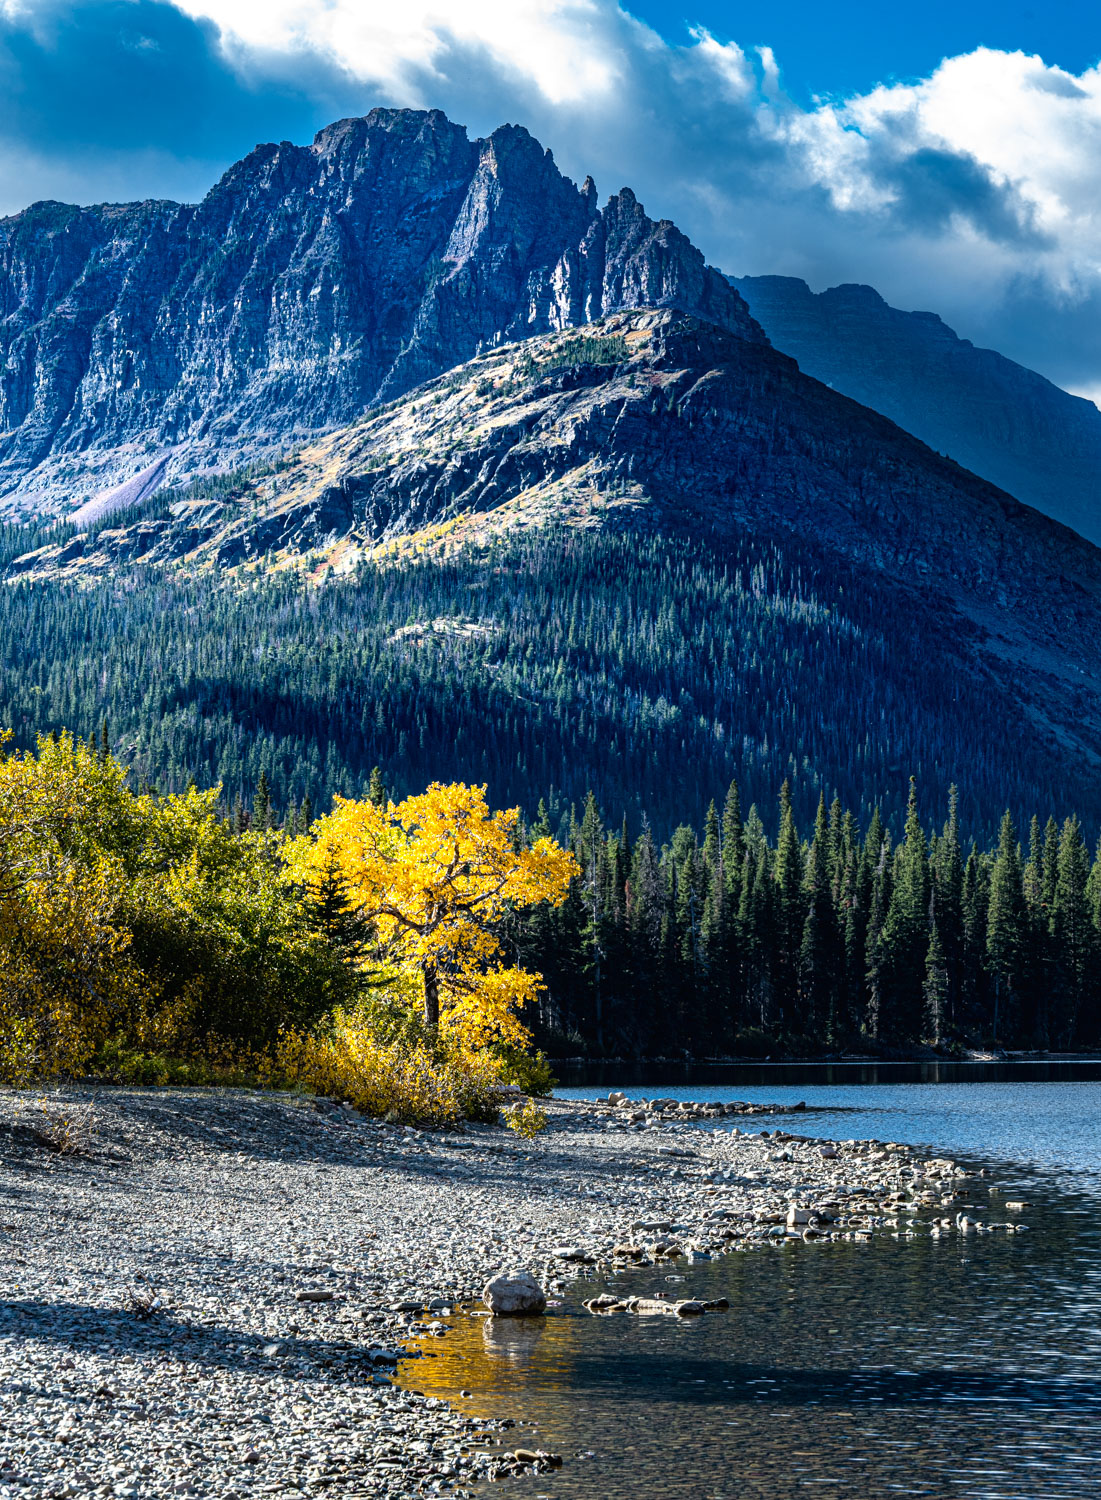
[1,729,572,1120]
[0,731,148,1080]
[265,1013,503,1126]
[284,781,578,1058]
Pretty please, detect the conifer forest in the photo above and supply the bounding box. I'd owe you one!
[2,526,1098,1059]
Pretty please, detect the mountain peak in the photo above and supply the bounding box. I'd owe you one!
[0,107,761,515]
[734,271,1101,541]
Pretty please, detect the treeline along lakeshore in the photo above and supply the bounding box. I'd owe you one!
[511,779,1101,1058]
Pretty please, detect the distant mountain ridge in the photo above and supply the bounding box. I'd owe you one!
[732,274,1101,544]
[0,108,761,515]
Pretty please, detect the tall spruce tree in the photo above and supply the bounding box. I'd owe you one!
[1051,816,1094,1047]
[875,780,929,1040]
[923,917,949,1045]
[798,794,837,1040]
[986,811,1026,1044]
[772,781,802,1029]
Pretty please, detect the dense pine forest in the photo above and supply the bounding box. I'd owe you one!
[5,518,1101,1059]
[514,780,1101,1058]
[1,524,1095,842]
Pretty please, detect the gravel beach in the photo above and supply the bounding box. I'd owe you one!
[0,1086,988,1499]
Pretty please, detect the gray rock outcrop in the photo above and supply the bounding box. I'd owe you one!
[0,108,763,513]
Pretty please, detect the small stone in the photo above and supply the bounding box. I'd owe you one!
[295,1289,334,1302]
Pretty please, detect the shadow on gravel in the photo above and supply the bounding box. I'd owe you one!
[1,1299,406,1382]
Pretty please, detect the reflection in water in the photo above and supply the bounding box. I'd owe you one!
[399,1083,1101,1497]
[480,1313,547,1365]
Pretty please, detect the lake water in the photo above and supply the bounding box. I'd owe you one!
[398,1076,1101,1498]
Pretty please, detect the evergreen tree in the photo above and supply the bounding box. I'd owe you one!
[875,780,929,1040]
[298,794,314,834]
[798,795,837,1039]
[771,781,802,1028]
[304,846,374,971]
[578,792,608,1048]
[864,823,892,1039]
[254,770,273,830]
[986,810,1026,1044]
[721,779,744,892]
[1051,816,1094,1047]
[933,786,964,1034]
[923,917,949,1045]
[738,845,773,1031]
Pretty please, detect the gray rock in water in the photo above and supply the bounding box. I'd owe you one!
[482,1270,547,1317]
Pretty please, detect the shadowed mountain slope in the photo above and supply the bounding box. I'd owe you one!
[9,308,1101,831]
[733,274,1101,544]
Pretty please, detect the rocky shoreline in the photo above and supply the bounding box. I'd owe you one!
[0,1086,1007,1499]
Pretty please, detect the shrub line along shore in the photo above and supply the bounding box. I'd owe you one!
[0,1087,1005,1498]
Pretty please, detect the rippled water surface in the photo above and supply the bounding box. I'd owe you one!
[398,1078,1101,1498]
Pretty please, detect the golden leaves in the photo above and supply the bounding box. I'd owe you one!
[285,781,577,1051]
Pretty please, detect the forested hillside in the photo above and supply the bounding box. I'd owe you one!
[0,523,1095,843]
[6,309,1101,841]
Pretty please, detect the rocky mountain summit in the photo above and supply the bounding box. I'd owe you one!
[0,109,761,515]
[18,307,1101,780]
[734,274,1101,544]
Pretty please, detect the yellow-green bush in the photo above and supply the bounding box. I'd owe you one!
[503,1099,549,1138]
[0,732,349,1079]
[0,729,556,1127]
[266,1009,503,1126]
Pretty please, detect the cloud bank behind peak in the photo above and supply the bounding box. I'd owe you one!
[3,1,1101,396]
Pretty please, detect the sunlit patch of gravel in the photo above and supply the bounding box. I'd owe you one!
[0,1087,969,1498]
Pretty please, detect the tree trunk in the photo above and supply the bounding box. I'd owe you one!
[423,960,440,1028]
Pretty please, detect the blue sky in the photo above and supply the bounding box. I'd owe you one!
[2,1,1101,399]
[631,2,1100,102]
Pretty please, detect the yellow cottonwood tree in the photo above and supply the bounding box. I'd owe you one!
[284,782,578,1051]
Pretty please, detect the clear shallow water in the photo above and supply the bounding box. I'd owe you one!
[398,1081,1101,1498]
[559,1079,1101,1186]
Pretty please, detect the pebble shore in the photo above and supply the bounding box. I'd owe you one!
[0,1086,996,1499]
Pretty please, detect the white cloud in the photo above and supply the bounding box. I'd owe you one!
[174,0,624,105]
[177,7,1101,281]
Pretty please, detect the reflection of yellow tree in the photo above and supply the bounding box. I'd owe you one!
[285,783,577,1050]
[400,1312,575,1405]
[481,1315,547,1365]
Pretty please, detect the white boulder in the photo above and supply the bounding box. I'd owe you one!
[482,1270,547,1317]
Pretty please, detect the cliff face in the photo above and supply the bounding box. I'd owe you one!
[0,109,762,515]
[732,274,1101,544]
